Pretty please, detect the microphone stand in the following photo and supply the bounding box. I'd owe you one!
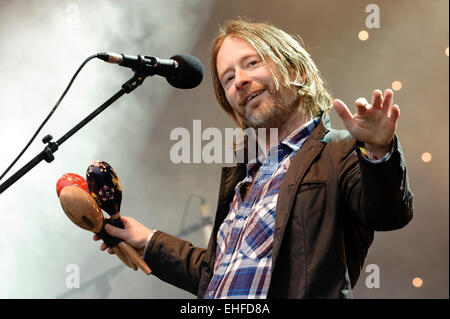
[176,215,213,238]
[0,59,150,195]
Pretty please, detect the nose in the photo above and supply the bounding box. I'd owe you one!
[234,69,251,91]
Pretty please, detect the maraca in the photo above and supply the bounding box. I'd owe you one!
[59,185,103,232]
[57,175,136,270]
[56,173,88,197]
[86,160,151,275]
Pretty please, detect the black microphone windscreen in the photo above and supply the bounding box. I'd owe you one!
[168,54,204,89]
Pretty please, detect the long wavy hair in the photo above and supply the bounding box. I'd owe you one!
[211,19,332,130]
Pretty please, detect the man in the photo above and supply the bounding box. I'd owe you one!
[94,20,413,298]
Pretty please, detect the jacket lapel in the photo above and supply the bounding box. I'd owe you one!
[271,114,330,268]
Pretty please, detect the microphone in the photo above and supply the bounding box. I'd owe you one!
[97,52,204,89]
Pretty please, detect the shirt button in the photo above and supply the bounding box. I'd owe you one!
[208,290,214,296]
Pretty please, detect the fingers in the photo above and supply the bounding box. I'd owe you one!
[93,230,118,255]
[93,233,109,252]
[97,241,115,254]
[333,99,354,128]
[390,104,400,123]
[120,216,134,224]
[381,89,394,115]
[94,216,142,256]
[371,89,383,109]
[370,88,394,114]
[104,223,127,239]
[93,217,130,241]
[355,97,369,115]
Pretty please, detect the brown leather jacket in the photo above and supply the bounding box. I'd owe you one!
[143,113,413,298]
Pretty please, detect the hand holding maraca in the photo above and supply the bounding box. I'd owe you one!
[57,168,152,274]
[86,160,151,275]
[93,216,154,257]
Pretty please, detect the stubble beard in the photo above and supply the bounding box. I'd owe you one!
[241,86,300,130]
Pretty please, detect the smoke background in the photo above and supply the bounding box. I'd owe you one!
[0,0,447,298]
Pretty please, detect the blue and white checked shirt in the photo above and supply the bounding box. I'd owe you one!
[204,117,321,299]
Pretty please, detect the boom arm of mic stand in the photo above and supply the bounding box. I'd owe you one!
[0,71,148,195]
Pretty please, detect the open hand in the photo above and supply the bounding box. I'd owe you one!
[333,89,399,156]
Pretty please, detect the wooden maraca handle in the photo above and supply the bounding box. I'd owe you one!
[117,241,151,275]
[108,214,152,275]
[113,246,137,270]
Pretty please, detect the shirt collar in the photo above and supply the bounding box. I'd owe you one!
[280,116,321,152]
[245,116,321,178]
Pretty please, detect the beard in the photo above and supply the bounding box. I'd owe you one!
[239,85,300,130]
[233,85,301,163]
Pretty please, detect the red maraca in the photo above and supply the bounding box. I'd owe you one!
[86,160,151,275]
[56,173,88,197]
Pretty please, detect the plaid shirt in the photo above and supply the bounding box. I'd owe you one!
[204,117,321,299]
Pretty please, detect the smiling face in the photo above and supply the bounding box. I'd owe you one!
[216,36,300,129]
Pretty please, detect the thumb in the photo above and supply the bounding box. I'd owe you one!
[333,99,354,124]
[105,223,127,240]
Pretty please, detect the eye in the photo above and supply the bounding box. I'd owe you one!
[248,59,259,67]
[224,75,234,84]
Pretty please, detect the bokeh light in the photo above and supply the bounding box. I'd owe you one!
[358,30,369,41]
[392,81,402,91]
[421,152,432,163]
[412,277,423,288]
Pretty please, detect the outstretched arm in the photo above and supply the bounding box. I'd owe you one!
[333,88,413,230]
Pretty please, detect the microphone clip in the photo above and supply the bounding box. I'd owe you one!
[42,134,58,163]
[121,55,148,93]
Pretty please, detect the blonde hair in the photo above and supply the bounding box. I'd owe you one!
[211,19,332,128]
